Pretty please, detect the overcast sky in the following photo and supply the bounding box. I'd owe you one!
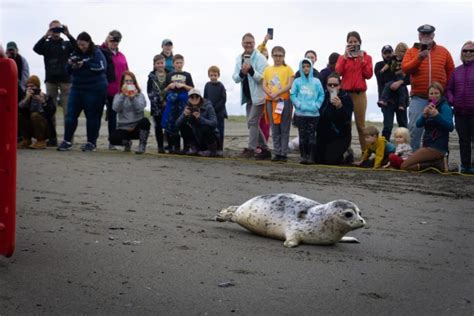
[1,0,472,121]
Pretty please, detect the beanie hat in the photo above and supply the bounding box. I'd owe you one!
[27,75,41,88]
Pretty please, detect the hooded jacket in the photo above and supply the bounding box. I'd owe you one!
[176,99,217,130]
[67,47,107,91]
[290,58,325,117]
[446,60,474,115]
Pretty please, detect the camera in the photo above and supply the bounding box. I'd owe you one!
[51,26,64,33]
[69,55,83,64]
[420,44,428,51]
[33,88,41,95]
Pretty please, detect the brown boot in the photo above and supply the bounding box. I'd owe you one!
[29,140,47,149]
[17,139,32,149]
[432,158,448,173]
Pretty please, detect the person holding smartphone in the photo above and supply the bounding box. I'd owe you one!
[33,20,76,146]
[401,24,454,151]
[335,31,373,152]
[401,82,453,172]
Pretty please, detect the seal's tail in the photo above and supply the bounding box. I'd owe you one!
[215,206,239,222]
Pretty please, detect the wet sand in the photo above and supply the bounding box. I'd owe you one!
[1,117,473,315]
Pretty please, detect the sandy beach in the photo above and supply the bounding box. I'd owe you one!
[1,116,473,315]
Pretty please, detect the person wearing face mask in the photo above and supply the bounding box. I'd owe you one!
[57,32,107,152]
[33,20,76,146]
[100,30,129,150]
[402,24,455,152]
[315,73,355,165]
[109,71,150,154]
[446,41,474,174]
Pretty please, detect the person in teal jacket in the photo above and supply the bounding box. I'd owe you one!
[290,58,325,164]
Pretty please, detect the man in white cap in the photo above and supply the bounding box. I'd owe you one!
[402,24,454,150]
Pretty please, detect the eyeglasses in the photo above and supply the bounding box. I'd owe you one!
[327,83,339,87]
[272,54,284,57]
[462,49,474,53]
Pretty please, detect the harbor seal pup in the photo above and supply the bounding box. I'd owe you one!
[216,193,366,247]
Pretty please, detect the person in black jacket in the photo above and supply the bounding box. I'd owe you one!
[33,20,76,146]
[204,65,227,156]
[176,89,219,157]
[315,73,355,165]
[374,44,409,140]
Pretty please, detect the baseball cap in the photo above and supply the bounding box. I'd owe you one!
[162,39,173,46]
[417,24,435,34]
[6,41,17,51]
[381,45,393,53]
[188,88,202,98]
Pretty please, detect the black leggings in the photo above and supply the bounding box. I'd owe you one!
[109,118,150,145]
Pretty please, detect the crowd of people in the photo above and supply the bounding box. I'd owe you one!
[2,20,473,174]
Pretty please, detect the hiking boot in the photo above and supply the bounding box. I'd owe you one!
[123,140,132,152]
[135,129,150,155]
[57,140,72,151]
[29,140,46,149]
[432,158,448,173]
[46,138,58,147]
[17,139,32,149]
[239,148,255,158]
[81,142,96,152]
[254,147,271,160]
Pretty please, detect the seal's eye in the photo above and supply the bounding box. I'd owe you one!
[344,212,353,219]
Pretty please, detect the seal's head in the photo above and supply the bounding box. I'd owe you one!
[327,200,366,230]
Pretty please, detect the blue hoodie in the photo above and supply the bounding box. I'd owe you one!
[290,58,324,117]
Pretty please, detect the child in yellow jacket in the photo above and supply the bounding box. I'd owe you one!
[354,126,396,168]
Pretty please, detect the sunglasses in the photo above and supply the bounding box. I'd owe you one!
[462,49,474,53]
[272,54,284,57]
[327,83,339,87]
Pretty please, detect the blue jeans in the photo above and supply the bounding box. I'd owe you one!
[64,87,106,145]
[408,96,429,151]
[381,105,408,141]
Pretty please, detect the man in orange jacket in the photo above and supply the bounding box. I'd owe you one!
[402,24,454,151]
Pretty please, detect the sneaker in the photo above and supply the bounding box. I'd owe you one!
[158,148,166,154]
[239,148,255,158]
[81,142,96,152]
[255,148,271,160]
[216,150,224,157]
[46,138,58,147]
[108,144,117,150]
[57,140,72,151]
[460,166,473,174]
[17,139,32,149]
[278,155,288,162]
[271,155,280,162]
[29,140,46,149]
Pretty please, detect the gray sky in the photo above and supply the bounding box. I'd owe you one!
[1,0,473,121]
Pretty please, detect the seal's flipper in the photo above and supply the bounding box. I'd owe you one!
[283,232,301,247]
[339,236,360,243]
[215,206,239,222]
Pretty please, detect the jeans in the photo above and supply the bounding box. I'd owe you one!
[381,105,408,140]
[64,87,106,145]
[105,95,117,143]
[246,102,267,150]
[266,99,292,156]
[455,114,474,168]
[408,96,429,151]
[46,82,70,138]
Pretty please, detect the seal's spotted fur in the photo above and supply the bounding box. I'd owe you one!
[216,193,366,247]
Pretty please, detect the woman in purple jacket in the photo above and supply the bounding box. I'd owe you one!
[447,41,474,174]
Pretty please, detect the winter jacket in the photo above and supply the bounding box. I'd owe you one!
[416,98,454,154]
[374,58,410,98]
[176,99,217,129]
[33,35,76,83]
[317,90,354,141]
[67,47,107,91]
[204,81,227,120]
[290,58,325,117]
[100,43,128,96]
[147,70,166,116]
[361,136,396,168]
[446,60,474,115]
[402,42,455,98]
[112,92,147,130]
[232,50,268,106]
[335,52,373,92]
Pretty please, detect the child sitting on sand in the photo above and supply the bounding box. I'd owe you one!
[354,126,396,169]
[383,127,413,169]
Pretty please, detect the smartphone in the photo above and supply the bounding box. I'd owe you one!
[243,54,251,65]
[267,28,274,40]
[420,44,428,51]
[330,89,337,100]
[353,44,361,53]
